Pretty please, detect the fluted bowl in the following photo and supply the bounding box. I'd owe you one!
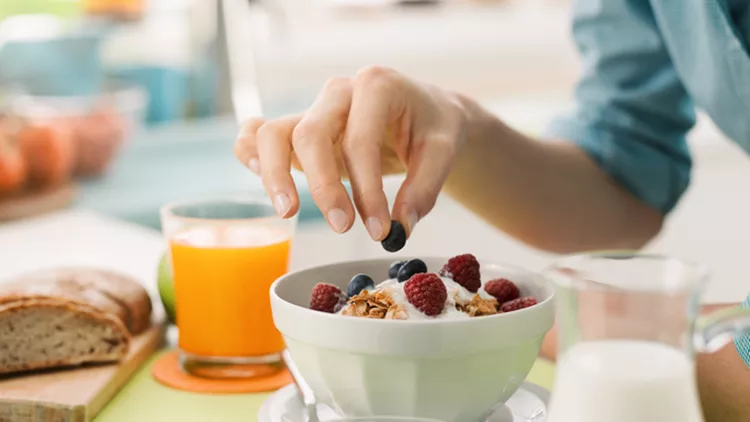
[270,257,554,422]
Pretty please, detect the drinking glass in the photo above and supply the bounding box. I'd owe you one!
[161,196,297,379]
[543,251,750,422]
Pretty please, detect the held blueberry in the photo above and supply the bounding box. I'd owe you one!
[381,220,406,253]
[397,259,428,282]
[347,274,375,298]
[388,261,406,279]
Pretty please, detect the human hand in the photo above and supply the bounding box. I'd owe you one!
[234,66,466,242]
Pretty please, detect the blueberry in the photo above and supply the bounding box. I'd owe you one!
[347,274,375,298]
[388,261,406,279]
[397,259,428,282]
[381,220,407,253]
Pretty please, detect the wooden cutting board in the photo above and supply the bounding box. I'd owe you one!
[0,210,169,421]
[0,318,166,422]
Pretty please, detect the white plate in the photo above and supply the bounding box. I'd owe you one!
[258,382,549,422]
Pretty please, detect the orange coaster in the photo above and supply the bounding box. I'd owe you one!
[152,351,293,394]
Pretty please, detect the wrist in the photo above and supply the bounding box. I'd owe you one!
[449,91,512,156]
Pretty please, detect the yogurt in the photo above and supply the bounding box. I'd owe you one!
[339,276,495,320]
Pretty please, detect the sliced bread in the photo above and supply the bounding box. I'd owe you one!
[0,298,129,375]
[0,267,152,335]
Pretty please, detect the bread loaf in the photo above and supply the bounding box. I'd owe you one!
[0,299,129,375]
[0,268,152,375]
[0,267,152,334]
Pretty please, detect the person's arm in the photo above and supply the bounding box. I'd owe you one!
[233,4,694,255]
[444,110,662,253]
[697,335,750,422]
[540,303,750,422]
[444,0,696,253]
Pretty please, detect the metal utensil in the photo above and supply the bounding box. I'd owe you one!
[282,350,320,422]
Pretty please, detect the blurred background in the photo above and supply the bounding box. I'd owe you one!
[0,0,747,303]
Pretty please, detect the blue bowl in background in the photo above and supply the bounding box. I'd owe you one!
[0,15,107,97]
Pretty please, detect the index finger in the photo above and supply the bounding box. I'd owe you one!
[292,77,356,234]
[342,66,398,241]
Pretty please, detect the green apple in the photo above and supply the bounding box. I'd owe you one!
[157,252,176,324]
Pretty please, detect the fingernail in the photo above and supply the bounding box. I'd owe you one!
[408,211,419,232]
[273,193,291,216]
[248,158,261,174]
[365,217,384,240]
[328,208,349,233]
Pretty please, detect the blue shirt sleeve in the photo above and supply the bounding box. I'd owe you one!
[735,295,750,368]
[544,0,696,214]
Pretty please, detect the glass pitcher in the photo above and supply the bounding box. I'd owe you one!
[543,251,750,422]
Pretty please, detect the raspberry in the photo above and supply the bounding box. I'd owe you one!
[439,254,481,293]
[404,273,447,317]
[484,278,520,304]
[310,283,346,313]
[500,297,538,313]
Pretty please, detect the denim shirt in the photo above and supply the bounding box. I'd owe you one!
[544,0,750,365]
[737,297,750,367]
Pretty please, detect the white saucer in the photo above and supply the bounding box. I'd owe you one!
[258,382,549,422]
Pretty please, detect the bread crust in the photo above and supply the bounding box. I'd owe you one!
[0,280,128,327]
[0,268,152,335]
[0,298,130,375]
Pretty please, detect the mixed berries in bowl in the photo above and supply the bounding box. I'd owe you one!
[270,255,554,422]
[310,254,540,320]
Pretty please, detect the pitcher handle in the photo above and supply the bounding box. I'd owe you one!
[694,307,750,353]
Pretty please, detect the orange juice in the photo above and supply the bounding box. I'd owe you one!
[170,228,291,357]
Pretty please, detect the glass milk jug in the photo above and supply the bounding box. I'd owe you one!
[543,252,750,422]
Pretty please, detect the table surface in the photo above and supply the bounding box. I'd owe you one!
[95,349,556,422]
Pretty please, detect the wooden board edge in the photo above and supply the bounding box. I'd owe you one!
[88,322,167,420]
[0,400,86,422]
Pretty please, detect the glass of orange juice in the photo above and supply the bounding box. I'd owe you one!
[160,197,296,379]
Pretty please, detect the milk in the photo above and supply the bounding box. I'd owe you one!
[547,340,704,422]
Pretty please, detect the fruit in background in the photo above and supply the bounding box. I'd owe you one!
[0,131,27,195]
[17,124,75,187]
[157,252,176,324]
[70,107,126,178]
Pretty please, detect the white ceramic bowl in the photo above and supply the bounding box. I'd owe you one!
[271,257,554,422]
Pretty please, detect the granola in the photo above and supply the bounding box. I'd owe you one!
[385,304,408,320]
[342,290,400,319]
[455,293,499,317]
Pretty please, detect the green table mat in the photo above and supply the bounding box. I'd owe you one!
[95,350,556,422]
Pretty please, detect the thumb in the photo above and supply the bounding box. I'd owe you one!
[391,136,455,237]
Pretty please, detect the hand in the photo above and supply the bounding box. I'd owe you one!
[234,66,466,240]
